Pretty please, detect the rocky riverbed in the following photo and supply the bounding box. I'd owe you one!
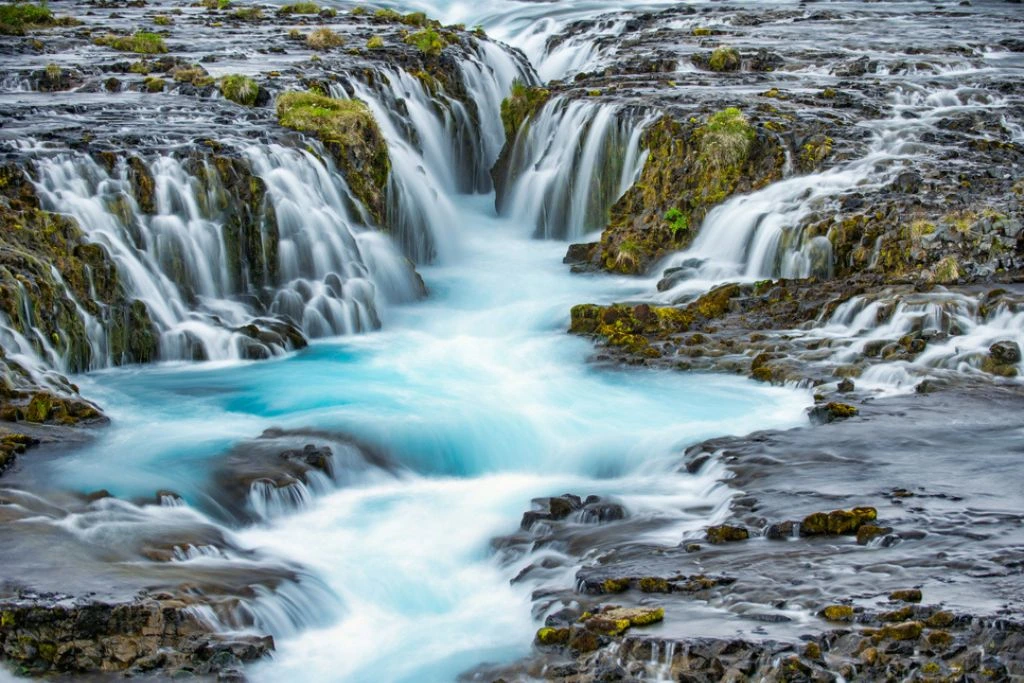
[1,0,1023,680]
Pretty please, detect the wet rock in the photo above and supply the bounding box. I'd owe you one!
[800,507,877,536]
[0,596,272,676]
[889,589,923,603]
[765,520,798,540]
[989,340,1021,364]
[705,524,749,544]
[808,401,859,424]
[856,523,893,545]
[820,604,855,622]
[584,606,664,635]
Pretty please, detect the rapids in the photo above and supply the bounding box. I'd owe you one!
[60,195,810,682]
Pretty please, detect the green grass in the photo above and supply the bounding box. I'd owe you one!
[230,6,263,20]
[0,2,53,35]
[276,91,375,146]
[93,31,168,54]
[366,35,384,49]
[665,207,689,236]
[404,28,443,56]
[700,107,754,169]
[708,46,740,72]
[219,74,258,105]
[278,2,319,14]
[306,27,343,49]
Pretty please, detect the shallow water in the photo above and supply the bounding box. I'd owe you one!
[59,195,810,681]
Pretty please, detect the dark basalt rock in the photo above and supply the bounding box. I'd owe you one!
[0,595,272,677]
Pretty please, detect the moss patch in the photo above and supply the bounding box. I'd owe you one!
[276,91,390,223]
[219,74,259,105]
[93,32,167,54]
[500,80,550,139]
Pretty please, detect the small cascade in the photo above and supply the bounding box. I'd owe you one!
[496,98,653,240]
[29,144,423,366]
[813,291,1024,383]
[654,85,1010,294]
[247,470,334,522]
[342,45,531,263]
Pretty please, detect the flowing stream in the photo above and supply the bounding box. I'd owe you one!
[21,0,1015,679]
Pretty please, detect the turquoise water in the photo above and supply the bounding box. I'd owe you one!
[56,195,811,681]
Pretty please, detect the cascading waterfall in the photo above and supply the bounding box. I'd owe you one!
[340,44,532,262]
[653,85,1013,297]
[496,98,654,240]
[29,143,423,366]
[812,292,1024,385]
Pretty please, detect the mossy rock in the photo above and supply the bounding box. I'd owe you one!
[638,577,671,593]
[820,605,854,622]
[536,627,571,646]
[706,524,749,544]
[500,80,550,139]
[583,606,664,636]
[888,589,922,603]
[276,91,390,224]
[877,621,923,641]
[801,507,876,537]
[596,109,782,275]
[601,578,630,594]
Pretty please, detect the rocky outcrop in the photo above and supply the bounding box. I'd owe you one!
[0,595,271,677]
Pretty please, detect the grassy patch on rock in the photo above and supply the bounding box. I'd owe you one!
[93,31,167,54]
[219,74,258,105]
[276,91,390,223]
[500,80,550,138]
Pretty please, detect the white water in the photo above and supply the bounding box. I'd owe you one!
[65,194,810,682]
[497,99,653,240]
[29,144,422,366]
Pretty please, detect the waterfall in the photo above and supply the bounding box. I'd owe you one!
[653,84,1010,295]
[340,43,532,263]
[496,99,653,240]
[28,144,423,367]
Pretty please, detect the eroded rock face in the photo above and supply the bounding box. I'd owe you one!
[0,595,272,677]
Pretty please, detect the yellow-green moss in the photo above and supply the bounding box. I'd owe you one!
[278,2,320,14]
[366,35,384,49]
[219,74,259,105]
[404,28,444,56]
[275,91,390,223]
[307,27,344,49]
[93,31,168,54]
[821,605,854,622]
[708,46,740,72]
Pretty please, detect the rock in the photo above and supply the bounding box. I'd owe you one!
[820,605,855,622]
[889,589,922,603]
[638,577,671,593]
[584,606,664,635]
[856,524,893,545]
[808,402,859,424]
[989,340,1021,364]
[765,520,798,540]
[837,378,855,393]
[0,596,272,676]
[878,621,924,641]
[705,524,749,544]
[800,507,877,536]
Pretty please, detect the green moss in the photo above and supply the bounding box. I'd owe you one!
[706,524,749,544]
[276,91,390,223]
[172,65,212,86]
[878,621,923,641]
[536,627,570,645]
[278,2,319,14]
[638,577,670,593]
[889,589,922,603]
[932,255,960,284]
[500,80,551,139]
[219,74,258,105]
[306,27,343,49]
[93,32,168,54]
[404,28,444,56]
[366,35,384,49]
[231,6,263,20]
[153,14,173,26]
[708,46,741,72]
[692,27,712,36]
[0,610,14,628]
[601,578,630,593]
[821,605,854,622]
[0,2,52,35]
[201,0,232,8]
[143,76,165,92]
